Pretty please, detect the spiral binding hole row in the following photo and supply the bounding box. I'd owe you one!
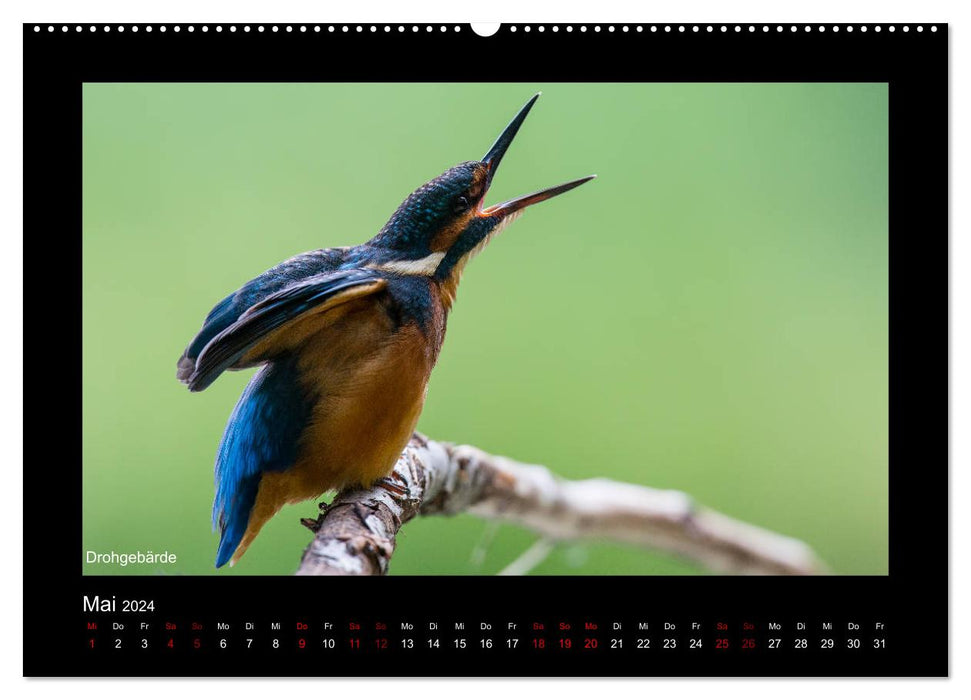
[33,24,938,35]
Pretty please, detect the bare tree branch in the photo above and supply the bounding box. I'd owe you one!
[497,538,556,576]
[295,433,828,576]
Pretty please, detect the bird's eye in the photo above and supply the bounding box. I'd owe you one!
[453,196,470,214]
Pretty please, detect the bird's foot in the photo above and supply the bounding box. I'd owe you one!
[300,516,322,532]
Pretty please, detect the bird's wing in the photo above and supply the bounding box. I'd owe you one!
[177,248,349,384]
[180,267,387,392]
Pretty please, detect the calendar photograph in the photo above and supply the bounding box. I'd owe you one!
[80,81,889,577]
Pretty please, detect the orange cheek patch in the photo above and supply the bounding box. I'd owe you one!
[429,211,473,253]
[468,166,488,201]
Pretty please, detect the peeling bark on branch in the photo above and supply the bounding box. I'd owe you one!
[296,434,828,576]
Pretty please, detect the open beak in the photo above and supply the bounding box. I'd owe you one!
[479,93,595,218]
[479,175,597,217]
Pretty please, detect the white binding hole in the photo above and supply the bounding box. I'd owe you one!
[471,23,500,37]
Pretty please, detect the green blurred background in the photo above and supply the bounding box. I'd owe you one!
[82,83,888,576]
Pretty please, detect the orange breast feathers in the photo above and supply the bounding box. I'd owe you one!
[240,297,443,541]
[226,282,450,566]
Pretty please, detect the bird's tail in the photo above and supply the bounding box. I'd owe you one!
[211,358,309,568]
[214,473,261,568]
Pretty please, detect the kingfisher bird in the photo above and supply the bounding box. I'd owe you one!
[177,93,594,568]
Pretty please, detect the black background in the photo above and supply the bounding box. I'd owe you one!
[23,22,947,677]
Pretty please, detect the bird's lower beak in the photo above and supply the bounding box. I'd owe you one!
[479,175,597,218]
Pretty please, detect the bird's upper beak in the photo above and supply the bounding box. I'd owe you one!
[479,93,595,219]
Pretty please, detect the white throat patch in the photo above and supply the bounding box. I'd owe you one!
[367,251,446,276]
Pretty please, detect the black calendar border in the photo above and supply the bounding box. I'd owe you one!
[23,23,947,677]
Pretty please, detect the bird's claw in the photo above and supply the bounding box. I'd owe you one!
[300,516,321,532]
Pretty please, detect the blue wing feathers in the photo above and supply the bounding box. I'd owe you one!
[177,248,349,385]
[213,355,314,567]
[186,269,384,392]
[176,292,238,382]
